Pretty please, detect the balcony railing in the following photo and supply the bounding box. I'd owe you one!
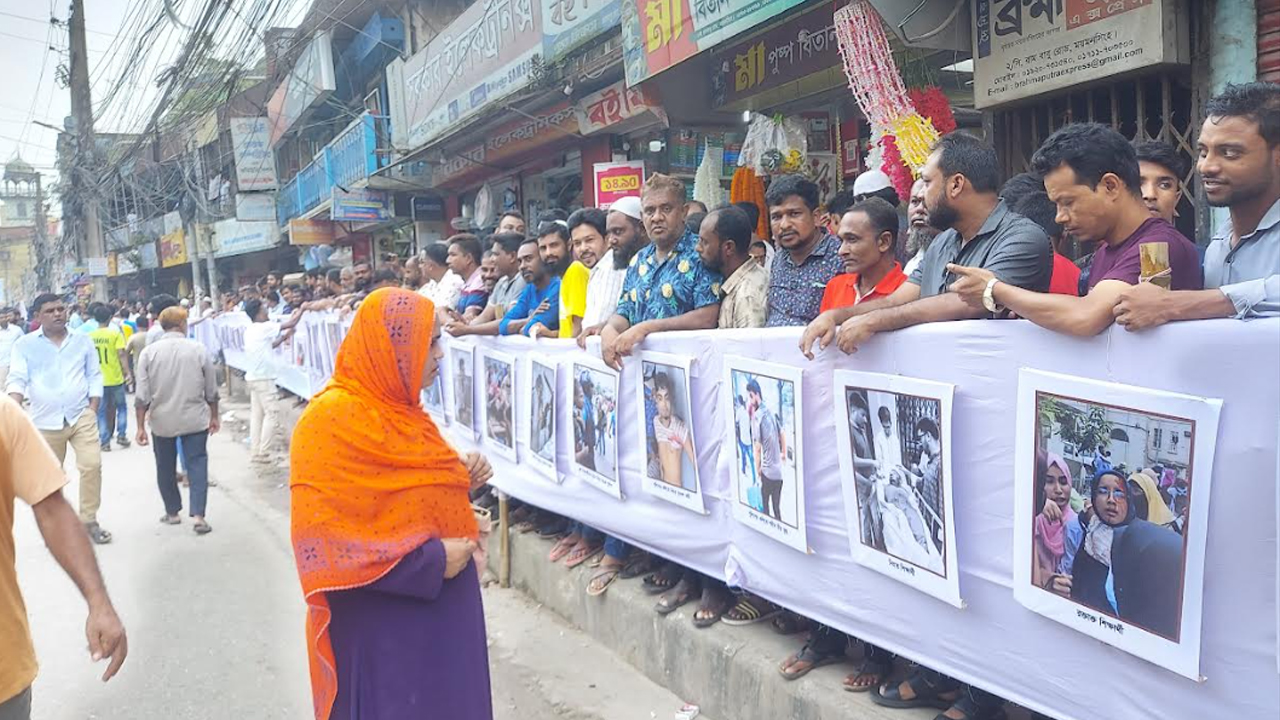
[277,113,389,226]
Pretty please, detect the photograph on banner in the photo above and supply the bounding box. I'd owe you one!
[1013,369,1221,680]
[833,371,961,607]
[527,355,559,481]
[572,358,621,498]
[479,350,517,462]
[422,375,447,422]
[723,355,808,554]
[449,342,478,441]
[637,352,704,514]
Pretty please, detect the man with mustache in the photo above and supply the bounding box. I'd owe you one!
[445,238,559,338]
[577,196,649,347]
[903,178,940,278]
[1115,81,1280,328]
[949,123,1200,336]
[764,174,845,327]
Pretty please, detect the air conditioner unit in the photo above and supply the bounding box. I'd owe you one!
[867,0,971,53]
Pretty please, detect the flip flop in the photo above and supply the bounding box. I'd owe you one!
[586,566,620,597]
[771,610,810,635]
[778,643,844,680]
[641,563,682,595]
[159,515,181,525]
[85,523,113,544]
[548,536,578,562]
[564,543,603,569]
[619,552,656,579]
[722,596,782,626]
[193,520,212,535]
[844,659,892,693]
[655,577,695,615]
[692,584,732,628]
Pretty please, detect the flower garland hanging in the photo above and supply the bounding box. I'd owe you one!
[908,86,957,135]
[835,1,941,189]
[879,134,914,204]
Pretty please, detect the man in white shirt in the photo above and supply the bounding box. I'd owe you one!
[241,298,305,463]
[0,307,25,390]
[416,243,464,309]
[146,294,180,343]
[6,293,110,544]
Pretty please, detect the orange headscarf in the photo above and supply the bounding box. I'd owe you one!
[289,288,475,720]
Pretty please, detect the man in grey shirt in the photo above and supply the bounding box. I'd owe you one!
[800,131,1051,357]
[466,232,527,325]
[1114,81,1280,329]
[746,378,786,522]
[134,307,220,535]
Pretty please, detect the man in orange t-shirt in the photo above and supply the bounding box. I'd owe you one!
[818,197,909,314]
[0,396,128,717]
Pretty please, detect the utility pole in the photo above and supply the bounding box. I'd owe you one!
[33,173,51,292]
[68,0,106,301]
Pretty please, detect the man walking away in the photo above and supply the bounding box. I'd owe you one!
[134,307,221,535]
[0,308,23,391]
[125,317,149,392]
[6,294,110,545]
[0,396,128,719]
[88,304,131,451]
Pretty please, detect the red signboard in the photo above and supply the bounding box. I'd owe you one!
[593,161,646,208]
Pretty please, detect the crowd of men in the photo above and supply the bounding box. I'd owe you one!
[0,80,1275,720]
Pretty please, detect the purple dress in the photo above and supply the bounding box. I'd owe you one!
[326,539,493,720]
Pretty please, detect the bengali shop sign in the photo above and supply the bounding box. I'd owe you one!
[433,103,580,187]
[620,0,807,86]
[387,0,543,152]
[213,219,280,258]
[574,80,667,135]
[971,0,1185,109]
[159,211,187,268]
[229,117,279,190]
[543,0,622,61]
[593,161,646,208]
[331,188,394,223]
[711,1,838,108]
[288,218,336,246]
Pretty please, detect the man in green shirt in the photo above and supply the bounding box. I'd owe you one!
[88,304,131,450]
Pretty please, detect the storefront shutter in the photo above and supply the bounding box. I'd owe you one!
[1261,0,1280,83]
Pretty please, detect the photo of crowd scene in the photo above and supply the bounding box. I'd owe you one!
[1032,392,1193,641]
[729,368,800,529]
[844,388,946,575]
[572,363,618,485]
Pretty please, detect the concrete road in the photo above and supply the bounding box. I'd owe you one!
[14,399,699,720]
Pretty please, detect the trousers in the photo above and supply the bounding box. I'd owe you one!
[39,409,103,523]
[154,431,209,517]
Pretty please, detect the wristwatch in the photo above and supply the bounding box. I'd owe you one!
[982,277,1002,314]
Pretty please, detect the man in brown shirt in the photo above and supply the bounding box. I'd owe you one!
[135,307,220,535]
[0,396,127,718]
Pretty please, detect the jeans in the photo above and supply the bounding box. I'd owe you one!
[761,475,783,520]
[96,384,129,445]
[154,431,209,517]
[737,438,755,478]
[604,535,630,561]
[0,686,30,720]
[39,409,103,523]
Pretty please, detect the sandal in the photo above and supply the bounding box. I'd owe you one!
[872,669,961,710]
[548,535,579,562]
[193,520,212,535]
[655,576,696,615]
[771,610,810,635]
[619,552,656,579]
[692,584,732,628]
[85,523,113,544]
[641,562,682,595]
[159,514,182,525]
[722,595,781,626]
[778,642,844,680]
[564,542,603,568]
[934,694,1007,720]
[844,658,893,693]
[586,563,623,597]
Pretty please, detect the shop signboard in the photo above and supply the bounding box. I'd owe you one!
[288,218,336,246]
[266,31,336,145]
[331,188,393,223]
[971,0,1186,109]
[411,196,445,222]
[387,0,543,153]
[593,161,646,208]
[159,211,187,268]
[106,254,119,277]
[543,0,623,61]
[710,1,839,108]
[87,257,109,277]
[433,103,580,188]
[230,117,279,190]
[620,0,807,86]
[575,80,666,135]
[214,219,280,258]
[235,192,277,222]
[138,241,160,270]
[116,252,137,275]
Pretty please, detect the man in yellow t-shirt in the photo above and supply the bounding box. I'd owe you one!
[558,260,589,338]
[88,305,132,451]
[0,396,128,716]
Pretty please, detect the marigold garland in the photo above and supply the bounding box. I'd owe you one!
[730,166,769,239]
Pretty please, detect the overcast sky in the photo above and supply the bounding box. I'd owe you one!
[0,0,308,193]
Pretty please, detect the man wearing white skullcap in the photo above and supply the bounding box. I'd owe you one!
[577,195,647,347]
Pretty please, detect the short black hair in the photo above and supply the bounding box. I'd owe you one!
[1013,191,1063,241]
[266,271,280,279]
[844,197,900,244]
[855,185,901,208]
[265,290,280,303]
[448,233,483,265]
[1000,171,1045,208]
[92,303,113,324]
[149,294,178,315]
[135,315,150,330]
[749,240,767,252]
[765,174,820,211]
[733,201,760,229]
[686,200,709,213]
[243,298,263,319]
[826,188,858,218]
[31,293,60,314]
[567,207,607,238]
[1132,140,1189,180]
[746,378,762,396]
[653,371,674,395]
[932,132,1000,194]
[1031,123,1141,195]
[423,243,449,266]
[326,268,342,284]
[685,212,706,235]
[536,219,570,244]
[500,209,525,222]
[373,266,400,284]
[915,416,939,440]
[305,267,324,279]
[706,205,753,254]
[491,231,525,255]
[878,406,891,423]
[1205,81,1280,147]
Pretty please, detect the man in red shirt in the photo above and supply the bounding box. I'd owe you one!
[818,197,909,313]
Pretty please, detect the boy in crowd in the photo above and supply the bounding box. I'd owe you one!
[1133,139,1187,224]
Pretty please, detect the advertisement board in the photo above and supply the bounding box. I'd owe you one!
[593,161,646,208]
[331,188,393,223]
[230,117,279,190]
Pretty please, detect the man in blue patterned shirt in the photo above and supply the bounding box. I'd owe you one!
[764,174,845,327]
[600,174,723,370]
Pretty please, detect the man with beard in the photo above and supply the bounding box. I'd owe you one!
[697,204,769,328]
[764,174,845,327]
[799,132,1052,359]
[480,251,499,294]
[903,178,940,277]
[577,196,647,346]
[1115,81,1280,328]
[949,123,1200,336]
[446,238,559,337]
[468,233,527,324]
[350,262,373,293]
[531,218,587,338]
